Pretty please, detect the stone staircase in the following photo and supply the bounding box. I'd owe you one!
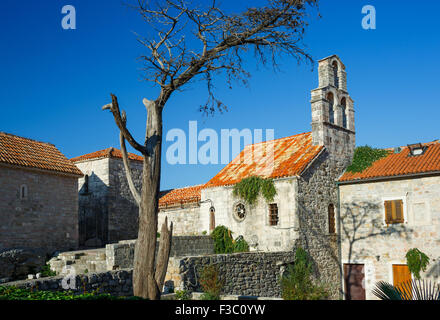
[49,248,107,276]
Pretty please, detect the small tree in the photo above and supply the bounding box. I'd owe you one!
[406,248,430,280]
[281,247,329,300]
[103,0,318,299]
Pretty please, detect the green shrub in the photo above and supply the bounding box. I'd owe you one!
[346,146,389,173]
[0,286,145,300]
[40,264,56,277]
[175,290,192,300]
[199,264,223,300]
[280,248,329,300]
[211,226,249,254]
[200,292,219,300]
[233,176,276,205]
[406,248,430,280]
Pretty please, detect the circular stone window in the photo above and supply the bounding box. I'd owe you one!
[234,203,246,222]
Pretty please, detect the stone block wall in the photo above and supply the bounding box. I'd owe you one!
[106,236,214,270]
[107,158,143,242]
[340,175,440,300]
[1,269,133,297]
[296,150,347,299]
[201,178,299,251]
[159,204,201,236]
[174,251,296,297]
[0,166,79,252]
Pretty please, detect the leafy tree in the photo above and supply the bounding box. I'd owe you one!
[102,0,318,299]
[406,248,430,280]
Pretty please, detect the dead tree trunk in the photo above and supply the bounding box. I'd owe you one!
[103,94,173,300]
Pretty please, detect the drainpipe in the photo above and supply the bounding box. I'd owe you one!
[336,181,344,300]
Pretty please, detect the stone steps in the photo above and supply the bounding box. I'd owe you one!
[49,248,107,276]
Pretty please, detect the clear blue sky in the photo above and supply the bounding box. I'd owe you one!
[1,0,439,190]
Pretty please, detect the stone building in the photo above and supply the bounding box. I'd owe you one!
[0,132,83,252]
[71,148,143,247]
[159,55,355,253]
[338,141,440,300]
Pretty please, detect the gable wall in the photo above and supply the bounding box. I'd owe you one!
[0,166,78,252]
[200,178,299,251]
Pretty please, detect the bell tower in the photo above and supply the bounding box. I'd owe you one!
[311,55,355,164]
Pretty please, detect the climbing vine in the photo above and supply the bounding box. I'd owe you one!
[233,176,276,205]
[346,146,389,173]
[405,248,430,280]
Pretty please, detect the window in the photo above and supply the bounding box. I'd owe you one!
[384,200,404,225]
[328,203,336,234]
[269,204,279,226]
[408,143,425,156]
[19,185,28,200]
[332,61,339,88]
[234,203,246,222]
[341,97,347,129]
[84,174,89,193]
[209,206,216,231]
[327,92,334,123]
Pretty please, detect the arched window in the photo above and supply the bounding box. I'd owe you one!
[209,206,216,231]
[84,174,89,194]
[327,92,334,123]
[328,204,336,234]
[20,184,28,200]
[341,97,347,128]
[332,61,339,88]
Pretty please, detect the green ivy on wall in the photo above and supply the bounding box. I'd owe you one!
[346,145,389,173]
[232,176,277,205]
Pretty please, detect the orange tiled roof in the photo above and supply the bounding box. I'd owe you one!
[0,132,83,177]
[339,141,440,183]
[71,147,144,163]
[159,184,204,207]
[204,132,323,188]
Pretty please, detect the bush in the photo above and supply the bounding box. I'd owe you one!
[211,226,249,254]
[406,248,430,280]
[0,286,144,300]
[233,176,276,205]
[175,290,192,300]
[281,248,329,300]
[40,264,56,277]
[199,264,223,300]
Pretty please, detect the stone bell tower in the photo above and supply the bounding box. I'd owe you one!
[310,55,355,164]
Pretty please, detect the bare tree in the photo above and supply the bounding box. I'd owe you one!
[102,0,318,299]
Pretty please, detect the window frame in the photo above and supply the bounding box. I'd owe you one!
[268,203,279,226]
[19,184,28,200]
[382,196,407,226]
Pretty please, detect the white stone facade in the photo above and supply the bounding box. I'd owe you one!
[340,175,440,300]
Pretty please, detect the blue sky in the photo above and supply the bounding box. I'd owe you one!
[1,0,439,190]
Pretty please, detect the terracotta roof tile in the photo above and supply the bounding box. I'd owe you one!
[204,132,323,188]
[339,141,440,183]
[71,147,144,163]
[159,184,204,207]
[0,132,83,177]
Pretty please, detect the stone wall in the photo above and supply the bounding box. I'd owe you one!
[296,150,347,299]
[201,178,299,251]
[173,251,296,297]
[159,204,201,236]
[1,269,133,297]
[76,158,109,247]
[108,158,143,242]
[0,166,79,252]
[106,236,214,270]
[340,175,440,300]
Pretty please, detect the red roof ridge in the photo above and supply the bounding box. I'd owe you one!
[71,147,144,163]
[0,131,55,147]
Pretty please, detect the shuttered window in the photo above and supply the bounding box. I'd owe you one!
[269,204,279,226]
[384,200,404,225]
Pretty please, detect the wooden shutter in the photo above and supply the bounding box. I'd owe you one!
[385,200,404,224]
